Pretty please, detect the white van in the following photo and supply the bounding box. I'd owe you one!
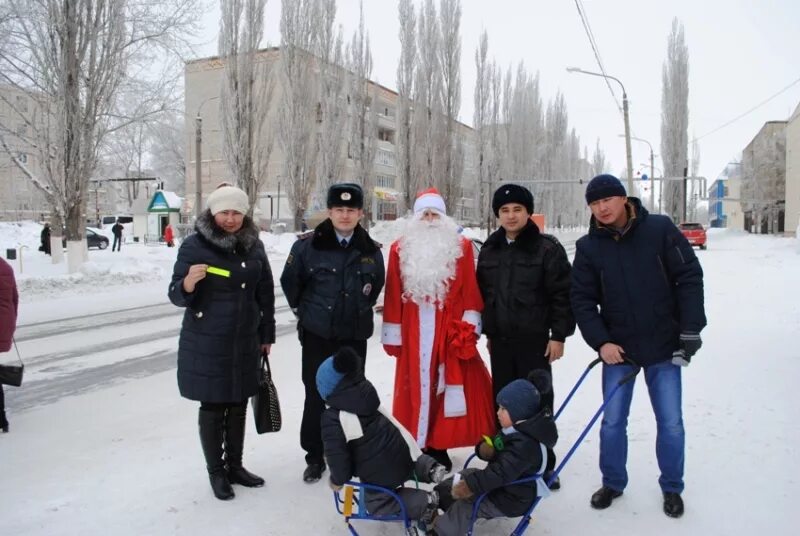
[100,215,135,241]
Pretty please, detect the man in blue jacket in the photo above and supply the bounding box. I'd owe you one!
[570,175,705,519]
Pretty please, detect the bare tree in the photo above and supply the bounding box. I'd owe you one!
[436,0,462,212]
[278,0,320,229]
[473,29,490,224]
[148,112,186,194]
[412,0,441,190]
[0,0,200,271]
[688,135,700,220]
[396,0,416,212]
[314,0,347,194]
[592,138,607,176]
[660,17,690,222]
[219,0,275,216]
[346,2,377,223]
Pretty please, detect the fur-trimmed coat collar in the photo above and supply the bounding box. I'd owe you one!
[311,218,379,254]
[195,209,260,254]
[483,220,542,253]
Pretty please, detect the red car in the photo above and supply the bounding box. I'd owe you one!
[678,222,707,250]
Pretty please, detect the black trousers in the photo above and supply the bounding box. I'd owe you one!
[489,336,556,471]
[112,236,122,251]
[300,329,367,464]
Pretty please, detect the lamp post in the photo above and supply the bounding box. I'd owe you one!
[620,134,656,212]
[567,67,634,192]
[195,95,220,219]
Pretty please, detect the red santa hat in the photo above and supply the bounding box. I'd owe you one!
[413,187,446,215]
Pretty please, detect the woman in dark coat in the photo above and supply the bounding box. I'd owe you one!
[168,185,276,500]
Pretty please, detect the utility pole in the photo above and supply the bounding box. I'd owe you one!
[195,115,202,220]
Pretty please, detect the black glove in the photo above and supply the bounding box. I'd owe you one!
[672,333,701,367]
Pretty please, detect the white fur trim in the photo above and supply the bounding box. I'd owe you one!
[416,302,436,448]
[339,411,364,442]
[444,385,467,418]
[379,405,423,458]
[436,364,445,395]
[462,310,482,335]
[381,322,402,345]
[413,192,446,214]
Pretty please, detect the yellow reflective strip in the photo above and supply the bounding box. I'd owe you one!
[206,266,231,278]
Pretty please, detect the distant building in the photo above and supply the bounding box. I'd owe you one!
[785,102,800,236]
[707,168,743,230]
[184,48,477,229]
[741,120,787,234]
[0,85,49,221]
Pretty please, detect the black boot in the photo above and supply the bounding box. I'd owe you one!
[199,408,235,500]
[663,492,684,518]
[224,404,265,488]
[1,413,8,433]
[423,448,452,472]
[590,486,622,509]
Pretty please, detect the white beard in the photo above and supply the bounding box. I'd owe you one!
[398,214,463,305]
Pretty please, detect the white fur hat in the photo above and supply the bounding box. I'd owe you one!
[413,187,446,215]
[206,185,249,215]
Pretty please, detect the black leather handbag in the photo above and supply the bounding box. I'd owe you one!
[0,339,24,387]
[251,354,281,434]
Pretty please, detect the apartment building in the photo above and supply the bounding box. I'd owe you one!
[0,85,49,222]
[184,48,477,229]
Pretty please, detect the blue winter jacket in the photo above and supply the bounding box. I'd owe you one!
[570,198,706,367]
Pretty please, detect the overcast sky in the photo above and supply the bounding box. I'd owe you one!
[196,0,800,187]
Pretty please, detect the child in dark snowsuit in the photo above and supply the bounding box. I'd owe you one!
[317,347,447,529]
[431,371,558,536]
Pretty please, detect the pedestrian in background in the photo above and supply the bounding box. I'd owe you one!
[40,223,51,255]
[111,219,124,252]
[164,223,175,247]
[0,257,19,433]
[570,174,705,518]
[280,183,384,483]
[476,183,575,489]
[168,185,276,500]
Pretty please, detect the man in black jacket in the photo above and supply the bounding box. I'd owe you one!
[476,184,574,488]
[571,174,705,518]
[280,183,385,483]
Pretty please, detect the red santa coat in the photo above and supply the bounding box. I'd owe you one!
[381,236,495,450]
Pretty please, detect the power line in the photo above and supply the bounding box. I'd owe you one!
[573,0,622,112]
[693,75,800,142]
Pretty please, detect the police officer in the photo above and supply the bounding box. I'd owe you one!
[280,183,385,483]
[476,184,575,489]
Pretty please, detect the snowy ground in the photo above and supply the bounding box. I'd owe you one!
[0,224,798,535]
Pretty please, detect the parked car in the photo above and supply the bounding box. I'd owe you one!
[678,222,707,250]
[61,228,110,250]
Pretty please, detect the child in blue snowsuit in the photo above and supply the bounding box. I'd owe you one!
[317,347,447,527]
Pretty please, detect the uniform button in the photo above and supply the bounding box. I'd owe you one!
[241,283,246,289]
[241,262,246,268]
[332,268,337,272]
[196,311,203,318]
[327,306,332,310]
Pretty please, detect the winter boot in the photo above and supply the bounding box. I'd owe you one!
[590,486,622,509]
[224,404,265,488]
[663,492,684,518]
[1,412,8,433]
[198,408,235,500]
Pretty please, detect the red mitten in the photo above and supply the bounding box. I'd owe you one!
[447,319,479,360]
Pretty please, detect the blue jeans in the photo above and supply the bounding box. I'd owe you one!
[599,360,684,494]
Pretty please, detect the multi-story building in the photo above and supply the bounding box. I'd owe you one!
[785,102,800,236]
[0,85,49,222]
[707,166,743,230]
[184,48,477,229]
[741,120,787,234]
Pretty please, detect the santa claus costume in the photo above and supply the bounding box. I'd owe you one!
[382,189,495,463]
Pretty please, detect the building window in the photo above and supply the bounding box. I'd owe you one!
[376,174,394,188]
[15,95,28,112]
[376,149,394,167]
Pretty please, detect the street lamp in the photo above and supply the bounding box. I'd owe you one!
[620,134,656,212]
[195,95,220,219]
[567,67,634,192]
